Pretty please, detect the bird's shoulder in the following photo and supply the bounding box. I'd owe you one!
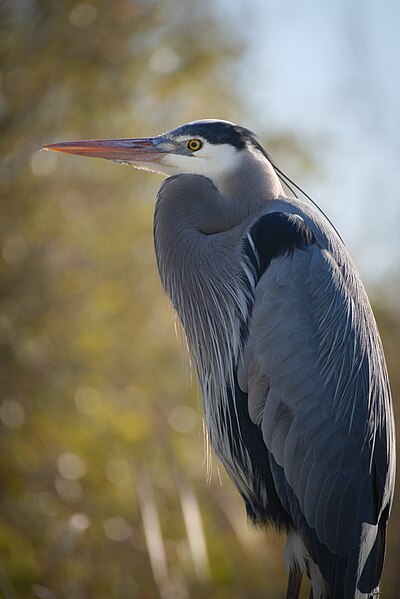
[242,204,320,276]
[244,197,338,253]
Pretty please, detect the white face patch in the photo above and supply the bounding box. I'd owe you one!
[157,137,243,186]
[123,122,281,199]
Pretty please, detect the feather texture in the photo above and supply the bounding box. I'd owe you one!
[240,204,395,598]
[154,172,395,599]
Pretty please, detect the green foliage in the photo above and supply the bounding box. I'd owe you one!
[0,2,399,598]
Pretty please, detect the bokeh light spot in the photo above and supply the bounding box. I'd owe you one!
[69,513,90,531]
[105,458,132,487]
[75,386,103,416]
[57,452,86,480]
[69,3,97,28]
[2,234,28,266]
[0,399,26,429]
[31,150,58,177]
[19,491,57,516]
[55,476,83,503]
[104,517,132,541]
[168,405,197,433]
[149,47,180,74]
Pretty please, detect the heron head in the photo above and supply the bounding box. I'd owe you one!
[42,119,269,181]
[43,119,284,198]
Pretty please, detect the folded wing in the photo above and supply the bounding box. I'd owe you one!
[239,210,395,596]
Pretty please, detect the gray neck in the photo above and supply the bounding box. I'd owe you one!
[154,169,262,372]
[214,145,284,210]
[156,148,282,237]
[154,172,267,499]
[153,172,260,360]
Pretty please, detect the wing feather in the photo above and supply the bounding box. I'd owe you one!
[240,210,395,595]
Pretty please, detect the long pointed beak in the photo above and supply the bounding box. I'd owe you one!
[42,137,164,163]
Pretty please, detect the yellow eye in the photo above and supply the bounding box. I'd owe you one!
[187,138,203,152]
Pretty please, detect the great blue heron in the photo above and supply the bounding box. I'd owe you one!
[44,120,395,599]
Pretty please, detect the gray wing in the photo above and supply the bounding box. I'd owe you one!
[239,211,395,595]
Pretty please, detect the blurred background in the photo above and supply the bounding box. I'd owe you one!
[0,1,399,598]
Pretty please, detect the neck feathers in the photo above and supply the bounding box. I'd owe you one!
[214,145,284,205]
[154,192,256,482]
